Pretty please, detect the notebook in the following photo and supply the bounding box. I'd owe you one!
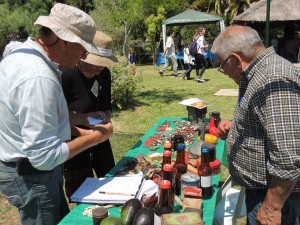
[70,175,145,204]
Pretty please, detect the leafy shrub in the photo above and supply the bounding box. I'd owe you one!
[110,56,143,109]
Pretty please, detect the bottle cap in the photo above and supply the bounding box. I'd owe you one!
[163,164,173,171]
[163,150,172,157]
[160,180,171,189]
[164,141,172,149]
[201,147,209,153]
[177,143,185,151]
[210,111,220,117]
[173,134,184,140]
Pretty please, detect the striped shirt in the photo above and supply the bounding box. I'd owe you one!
[227,47,300,191]
[0,37,70,170]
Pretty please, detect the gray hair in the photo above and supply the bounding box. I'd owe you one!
[211,25,263,61]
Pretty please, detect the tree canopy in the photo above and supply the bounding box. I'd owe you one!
[0,0,260,58]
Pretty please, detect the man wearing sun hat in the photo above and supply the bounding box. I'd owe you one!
[61,31,118,200]
[0,4,113,225]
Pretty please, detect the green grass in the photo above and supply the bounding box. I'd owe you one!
[1,65,246,225]
[110,64,238,162]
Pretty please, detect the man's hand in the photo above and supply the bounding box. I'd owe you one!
[257,201,281,225]
[257,178,296,225]
[92,121,113,143]
[217,120,232,140]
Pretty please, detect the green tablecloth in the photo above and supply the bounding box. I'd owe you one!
[58,117,226,225]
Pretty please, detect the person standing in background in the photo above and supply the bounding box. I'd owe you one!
[212,25,300,225]
[159,30,179,77]
[194,27,208,83]
[182,41,192,80]
[62,31,118,200]
[0,4,113,225]
[128,47,135,64]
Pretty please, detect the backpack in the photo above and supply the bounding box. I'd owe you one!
[189,37,199,56]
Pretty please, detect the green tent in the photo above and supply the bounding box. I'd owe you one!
[162,9,225,49]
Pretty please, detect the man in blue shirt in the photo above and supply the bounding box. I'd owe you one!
[0,4,113,225]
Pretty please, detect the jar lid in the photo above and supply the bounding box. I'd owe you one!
[163,150,172,157]
[92,207,108,218]
[181,173,200,183]
[163,164,173,171]
[210,159,221,168]
[160,180,171,189]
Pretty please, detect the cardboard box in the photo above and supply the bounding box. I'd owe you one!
[161,212,204,225]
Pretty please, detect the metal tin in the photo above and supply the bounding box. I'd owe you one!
[92,207,108,225]
[181,173,200,198]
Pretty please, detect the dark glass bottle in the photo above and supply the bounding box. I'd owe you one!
[172,134,184,151]
[154,180,173,225]
[162,164,175,206]
[157,150,172,178]
[198,147,213,199]
[209,111,221,128]
[173,143,187,196]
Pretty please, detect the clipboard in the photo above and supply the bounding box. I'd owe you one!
[70,175,145,204]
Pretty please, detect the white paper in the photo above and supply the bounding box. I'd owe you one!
[70,175,144,204]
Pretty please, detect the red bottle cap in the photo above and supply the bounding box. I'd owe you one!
[163,164,173,171]
[163,150,172,157]
[160,180,171,189]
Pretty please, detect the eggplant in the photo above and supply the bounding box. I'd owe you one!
[121,198,143,225]
[100,216,123,225]
[132,207,154,225]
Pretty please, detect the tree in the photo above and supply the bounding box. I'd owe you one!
[0,0,53,53]
[92,0,145,57]
[145,7,166,66]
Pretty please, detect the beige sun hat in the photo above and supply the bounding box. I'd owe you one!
[81,31,118,67]
[34,3,98,55]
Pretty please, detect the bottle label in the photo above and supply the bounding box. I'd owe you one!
[200,176,212,188]
[154,214,161,225]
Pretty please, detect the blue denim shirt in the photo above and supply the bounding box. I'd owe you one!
[0,37,70,170]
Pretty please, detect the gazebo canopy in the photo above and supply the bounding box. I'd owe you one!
[162,9,225,50]
[162,9,224,26]
[233,0,300,23]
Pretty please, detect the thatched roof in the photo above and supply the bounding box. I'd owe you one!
[233,0,300,23]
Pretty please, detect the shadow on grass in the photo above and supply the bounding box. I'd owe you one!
[112,88,190,113]
[110,132,144,162]
[136,88,195,104]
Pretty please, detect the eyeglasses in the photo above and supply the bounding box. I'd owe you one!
[82,50,89,59]
[218,55,231,74]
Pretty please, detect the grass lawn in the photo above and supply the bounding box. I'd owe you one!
[0,64,247,224]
